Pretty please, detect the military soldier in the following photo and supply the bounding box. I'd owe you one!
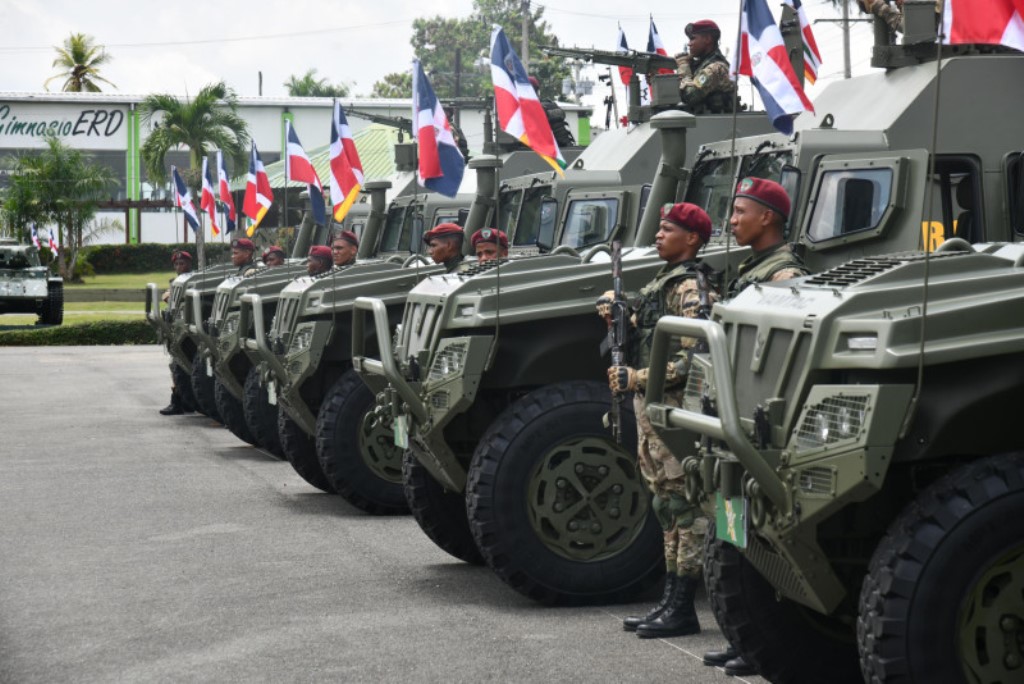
[306,245,333,277]
[702,176,808,677]
[597,202,718,639]
[860,0,942,34]
[528,75,576,148]
[423,223,466,273]
[229,238,258,276]
[675,20,737,114]
[261,246,286,267]
[470,228,508,263]
[331,230,359,268]
[159,250,194,416]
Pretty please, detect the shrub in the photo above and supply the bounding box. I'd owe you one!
[82,243,232,273]
[0,320,157,346]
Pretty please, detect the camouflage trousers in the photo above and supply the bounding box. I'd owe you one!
[634,394,707,578]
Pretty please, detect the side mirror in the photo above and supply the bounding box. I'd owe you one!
[536,198,558,252]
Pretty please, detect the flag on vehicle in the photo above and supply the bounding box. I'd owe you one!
[329,101,365,221]
[647,17,675,75]
[216,150,237,234]
[941,0,1024,51]
[285,120,326,226]
[30,223,40,249]
[732,0,815,135]
[490,26,565,174]
[200,156,219,237]
[47,225,59,251]
[782,0,823,84]
[412,59,465,197]
[171,165,200,233]
[616,26,634,85]
[242,142,274,236]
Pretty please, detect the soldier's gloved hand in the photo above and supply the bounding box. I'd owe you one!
[608,365,639,393]
[861,0,878,11]
[595,290,616,319]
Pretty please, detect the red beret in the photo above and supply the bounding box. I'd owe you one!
[171,250,192,264]
[471,228,508,248]
[735,177,791,221]
[423,223,464,244]
[686,20,721,39]
[231,238,255,251]
[262,246,285,260]
[334,230,359,248]
[308,245,332,261]
[660,202,713,243]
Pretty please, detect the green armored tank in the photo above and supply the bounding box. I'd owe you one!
[0,238,62,325]
[643,13,1024,683]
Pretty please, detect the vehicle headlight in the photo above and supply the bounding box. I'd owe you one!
[428,342,468,381]
[289,323,316,354]
[795,394,869,450]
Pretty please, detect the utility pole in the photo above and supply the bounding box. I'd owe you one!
[521,0,530,70]
[814,0,871,79]
[454,47,462,128]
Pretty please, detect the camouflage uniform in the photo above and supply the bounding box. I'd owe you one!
[629,260,718,578]
[727,242,808,297]
[675,49,736,114]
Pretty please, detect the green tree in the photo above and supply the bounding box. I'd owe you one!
[1,136,115,280]
[284,68,350,97]
[139,81,250,267]
[44,33,116,93]
[370,72,413,98]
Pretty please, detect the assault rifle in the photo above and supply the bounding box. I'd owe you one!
[693,261,716,355]
[609,240,629,443]
[541,45,677,74]
[345,109,413,140]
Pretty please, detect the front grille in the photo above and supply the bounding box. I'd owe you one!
[273,296,300,344]
[401,301,441,360]
[803,252,959,289]
[797,466,836,497]
[731,324,811,421]
[212,290,232,324]
[430,391,450,410]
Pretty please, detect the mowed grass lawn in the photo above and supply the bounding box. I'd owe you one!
[0,272,171,326]
[70,271,174,289]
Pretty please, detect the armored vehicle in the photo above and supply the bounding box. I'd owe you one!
[0,238,62,325]
[643,16,1024,683]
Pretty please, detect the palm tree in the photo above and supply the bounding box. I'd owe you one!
[140,81,250,267]
[284,69,349,97]
[44,33,116,92]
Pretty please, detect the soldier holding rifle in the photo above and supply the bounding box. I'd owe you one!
[596,202,718,639]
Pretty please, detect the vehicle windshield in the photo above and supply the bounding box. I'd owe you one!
[512,185,553,246]
[559,197,619,249]
[686,151,795,234]
[379,205,412,253]
[497,189,522,238]
[744,151,795,183]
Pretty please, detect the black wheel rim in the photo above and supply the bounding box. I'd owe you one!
[357,408,404,484]
[959,545,1024,683]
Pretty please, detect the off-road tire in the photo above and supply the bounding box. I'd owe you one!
[703,521,861,684]
[242,367,284,459]
[38,281,63,325]
[190,351,222,422]
[403,451,483,565]
[858,453,1024,683]
[278,409,335,493]
[316,370,408,515]
[214,378,257,446]
[466,380,662,604]
[171,362,197,413]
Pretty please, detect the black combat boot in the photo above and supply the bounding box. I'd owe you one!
[635,575,700,638]
[703,644,740,666]
[723,656,757,677]
[623,574,677,632]
[159,391,183,416]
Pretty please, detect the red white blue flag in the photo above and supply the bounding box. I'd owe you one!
[412,59,465,197]
[647,17,675,75]
[782,0,823,84]
[242,142,274,236]
[490,26,565,174]
[47,225,58,251]
[733,0,814,135]
[285,120,326,226]
[171,165,200,233]
[329,101,364,221]
[616,26,633,85]
[942,0,1024,51]
[30,223,40,249]
[200,156,219,237]
[216,150,237,234]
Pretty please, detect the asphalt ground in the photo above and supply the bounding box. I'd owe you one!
[0,346,766,683]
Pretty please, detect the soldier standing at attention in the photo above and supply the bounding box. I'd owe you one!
[229,238,258,276]
[331,230,359,268]
[159,250,195,415]
[702,176,808,678]
[261,246,286,268]
[676,20,737,114]
[596,202,718,639]
[423,223,466,273]
[470,228,508,263]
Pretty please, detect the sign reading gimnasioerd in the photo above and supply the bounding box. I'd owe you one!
[0,103,127,151]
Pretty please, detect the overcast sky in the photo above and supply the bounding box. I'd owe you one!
[0,0,875,110]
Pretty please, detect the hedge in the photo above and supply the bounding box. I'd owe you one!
[82,243,232,274]
[0,320,156,346]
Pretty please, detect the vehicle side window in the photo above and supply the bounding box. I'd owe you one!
[559,198,619,249]
[1008,153,1024,235]
[637,184,652,228]
[807,169,894,242]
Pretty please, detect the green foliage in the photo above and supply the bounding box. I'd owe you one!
[81,242,231,273]
[370,72,413,98]
[284,69,350,97]
[44,33,115,93]
[0,320,156,346]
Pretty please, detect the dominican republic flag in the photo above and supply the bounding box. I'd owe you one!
[733,0,814,135]
[200,157,219,237]
[216,150,237,234]
[329,101,364,221]
[647,17,675,75]
[171,165,200,233]
[412,59,465,197]
[47,225,59,251]
[285,120,326,226]
[30,223,40,249]
[942,0,1024,51]
[616,26,634,85]
[242,142,274,237]
[782,0,823,84]
[490,26,565,174]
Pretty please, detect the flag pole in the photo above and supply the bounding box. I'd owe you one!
[724,0,746,283]
[283,120,289,246]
